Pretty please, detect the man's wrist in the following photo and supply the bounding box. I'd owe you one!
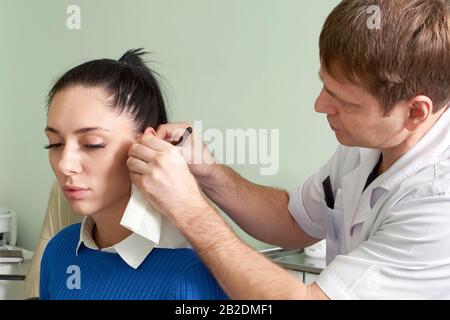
[169,196,214,231]
[195,162,221,191]
[179,204,238,255]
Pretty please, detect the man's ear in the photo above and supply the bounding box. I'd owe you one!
[405,96,433,131]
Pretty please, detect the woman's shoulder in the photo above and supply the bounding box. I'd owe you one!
[152,247,198,259]
[45,223,82,253]
[149,248,205,269]
[152,248,229,300]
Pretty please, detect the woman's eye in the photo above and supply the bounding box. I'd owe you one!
[44,143,62,150]
[84,143,106,149]
[44,143,106,150]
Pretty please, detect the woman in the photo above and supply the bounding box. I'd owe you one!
[40,49,228,300]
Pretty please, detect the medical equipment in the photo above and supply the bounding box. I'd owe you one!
[304,239,326,259]
[0,206,17,247]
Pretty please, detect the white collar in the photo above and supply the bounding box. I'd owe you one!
[75,184,192,269]
[341,108,450,215]
[76,216,157,269]
[370,108,450,191]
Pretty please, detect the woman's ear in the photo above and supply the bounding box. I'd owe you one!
[134,127,156,142]
[144,127,156,136]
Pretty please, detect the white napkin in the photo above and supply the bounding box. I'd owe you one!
[120,184,190,248]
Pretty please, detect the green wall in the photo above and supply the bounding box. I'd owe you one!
[0,0,339,251]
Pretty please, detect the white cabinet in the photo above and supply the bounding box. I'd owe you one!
[304,272,318,285]
[0,261,30,300]
[286,269,304,281]
[286,269,319,285]
[0,280,25,300]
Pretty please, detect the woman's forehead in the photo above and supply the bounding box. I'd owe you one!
[47,86,135,134]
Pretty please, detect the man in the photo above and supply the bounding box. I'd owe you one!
[127,0,450,299]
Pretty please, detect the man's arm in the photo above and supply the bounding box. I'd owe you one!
[128,134,329,300]
[155,123,318,249]
[198,164,319,248]
[177,201,329,300]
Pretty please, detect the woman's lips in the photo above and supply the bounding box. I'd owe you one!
[62,187,91,200]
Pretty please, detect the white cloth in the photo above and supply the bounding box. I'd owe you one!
[120,184,189,248]
[288,109,450,299]
[76,185,190,269]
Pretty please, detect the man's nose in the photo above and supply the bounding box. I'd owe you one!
[58,147,82,176]
[315,89,338,115]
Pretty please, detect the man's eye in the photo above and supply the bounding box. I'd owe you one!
[84,144,106,149]
[44,143,62,150]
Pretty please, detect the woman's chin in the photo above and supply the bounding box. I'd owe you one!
[68,202,96,216]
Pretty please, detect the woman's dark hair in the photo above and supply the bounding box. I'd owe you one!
[47,48,168,132]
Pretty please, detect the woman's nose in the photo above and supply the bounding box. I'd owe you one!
[58,148,82,176]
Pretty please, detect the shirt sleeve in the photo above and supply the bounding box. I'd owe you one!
[288,145,344,239]
[169,263,229,300]
[315,196,450,300]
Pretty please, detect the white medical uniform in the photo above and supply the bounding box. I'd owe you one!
[288,109,450,299]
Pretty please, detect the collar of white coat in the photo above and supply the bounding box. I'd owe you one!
[341,108,450,226]
[366,107,450,191]
[378,108,450,189]
[75,216,156,269]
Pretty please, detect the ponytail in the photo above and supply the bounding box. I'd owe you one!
[48,48,168,132]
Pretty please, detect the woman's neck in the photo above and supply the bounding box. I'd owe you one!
[91,192,133,249]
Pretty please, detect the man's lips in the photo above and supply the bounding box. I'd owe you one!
[62,185,91,200]
[328,122,342,131]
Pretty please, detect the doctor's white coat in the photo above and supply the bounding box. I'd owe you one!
[289,109,450,299]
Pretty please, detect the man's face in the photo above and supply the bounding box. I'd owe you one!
[46,85,137,218]
[315,65,409,149]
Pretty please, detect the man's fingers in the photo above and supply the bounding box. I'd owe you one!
[155,123,192,142]
[140,134,175,152]
[128,142,158,162]
[127,156,150,175]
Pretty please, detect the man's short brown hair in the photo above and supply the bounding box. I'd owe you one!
[319,0,450,113]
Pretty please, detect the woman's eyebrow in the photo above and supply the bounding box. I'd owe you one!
[45,126,111,134]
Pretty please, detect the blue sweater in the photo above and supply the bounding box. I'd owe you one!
[40,223,228,300]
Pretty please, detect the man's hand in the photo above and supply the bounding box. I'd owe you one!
[155,123,217,180]
[127,128,329,300]
[127,129,210,227]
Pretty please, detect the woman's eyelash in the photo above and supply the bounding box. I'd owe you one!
[43,143,107,150]
[44,143,62,149]
[85,143,107,149]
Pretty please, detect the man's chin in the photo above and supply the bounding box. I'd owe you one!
[335,134,373,149]
[334,133,358,147]
[334,131,348,145]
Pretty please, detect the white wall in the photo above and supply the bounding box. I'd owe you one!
[0,0,339,250]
